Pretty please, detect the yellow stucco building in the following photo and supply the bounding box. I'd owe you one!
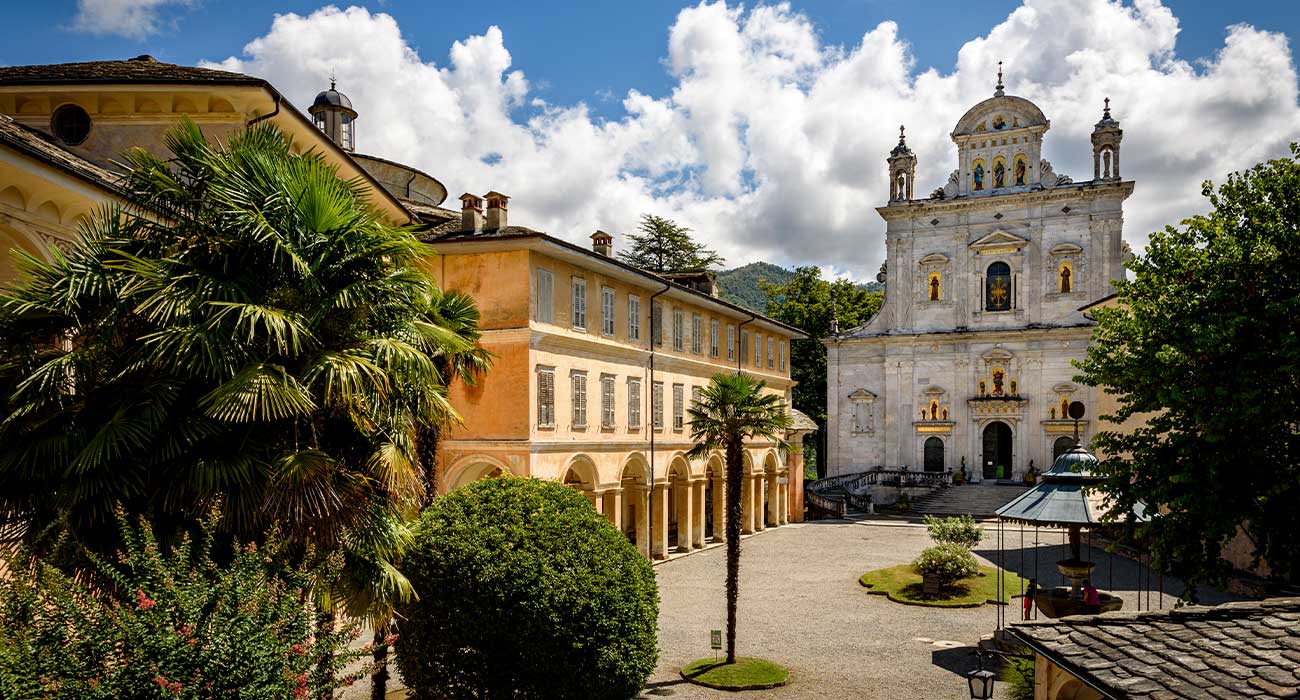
[423,196,811,559]
[0,56,812,560]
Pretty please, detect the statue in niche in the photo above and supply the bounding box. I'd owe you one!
[973,163,985,191]
[1060,397,1069,416]
[994,161,1006,188]
[992,369,1005,397]
[921,408,928,420]
[979,380,987,397]
[993,115,1006,130]
[1014,158,1027,186]
[942,407,949,420]
[929,274,941,301]
[1010,379,1018,396]
[1059,264,1072,293]
[1050,406,1057,419]
[930,401,939,420]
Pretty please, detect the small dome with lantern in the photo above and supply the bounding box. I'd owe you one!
[308,78,358,151]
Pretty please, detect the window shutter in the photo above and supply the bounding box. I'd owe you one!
[535,269,554,323]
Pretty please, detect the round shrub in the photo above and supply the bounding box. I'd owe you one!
[396,477,659,700]
[913,543,980,588]
[923,515,984,549]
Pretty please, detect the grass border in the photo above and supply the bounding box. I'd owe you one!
[859,564,1023,608]
[680,657,791,691]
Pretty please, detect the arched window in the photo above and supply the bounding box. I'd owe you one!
[986,262,1012,311]
[924,437,945,472]
[1053,436,1074,461]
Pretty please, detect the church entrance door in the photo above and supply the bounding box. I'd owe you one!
[923,437,945,472]
[982,421,1013,480]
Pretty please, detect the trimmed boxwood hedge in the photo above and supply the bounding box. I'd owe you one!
[396,477,659,699]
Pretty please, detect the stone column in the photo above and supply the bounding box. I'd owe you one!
[674,481,693,553]
[651,483,670,559]
[604,489,622,531]
[692,481,707,548]
[634,487,649,558]
[711,477,727,542]
[777,478,788,525]
[587,491,603,514]
[753,477,766,532]
[740,476,755,534]
[766,474,780,527]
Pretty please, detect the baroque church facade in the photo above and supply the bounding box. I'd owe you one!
[825,76,1132,482]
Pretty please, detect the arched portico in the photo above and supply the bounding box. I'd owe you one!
[444,454,512,493]
[618,456,651,558]
[705,455,725,542]
[562,454,601,512]
[667,456,696,553]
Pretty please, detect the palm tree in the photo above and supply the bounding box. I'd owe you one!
[686,373,791,664]
[0,112,487,603]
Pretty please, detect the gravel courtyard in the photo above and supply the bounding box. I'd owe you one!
[642,516,1236,700]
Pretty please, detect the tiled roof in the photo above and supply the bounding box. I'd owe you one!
[1011,596,1300,699]
[420,221,544,241]
[0,115,123,193]
[0,57,262,86]
[789,408,818,431]
[400,201,458,227]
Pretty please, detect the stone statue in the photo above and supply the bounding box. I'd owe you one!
[929,275,940,301]
[1060,265,1072,293]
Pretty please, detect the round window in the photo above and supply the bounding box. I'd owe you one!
[51,104,92,146]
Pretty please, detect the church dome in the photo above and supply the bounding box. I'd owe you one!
[951,94,1048,137]
[312,86,353,111]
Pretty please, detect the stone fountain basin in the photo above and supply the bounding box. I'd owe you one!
[1034,587,1123,618]
[1056,558,1096,580]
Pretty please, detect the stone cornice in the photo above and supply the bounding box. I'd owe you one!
[825,323,1095,346]
[874,179,1134,221]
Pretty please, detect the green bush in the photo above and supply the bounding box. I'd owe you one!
[1003,655,1035,700]
[0,513,378,699]
[913,543,980,588]
[924,515,984,549]
[396,477,659,700]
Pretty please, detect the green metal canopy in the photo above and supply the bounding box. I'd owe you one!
[995,443,1149,527]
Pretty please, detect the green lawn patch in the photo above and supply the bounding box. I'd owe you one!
[859,564,1026,607]
[680,657,790,690]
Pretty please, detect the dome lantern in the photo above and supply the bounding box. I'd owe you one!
[309,77,358,151]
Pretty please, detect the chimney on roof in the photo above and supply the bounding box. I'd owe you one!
[460,193,484,232]
[484,191,509,229]
[591,230,613,256]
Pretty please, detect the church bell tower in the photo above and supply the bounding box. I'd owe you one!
[887,125,916,202]
[1091,98,1122,181]
[309,78,358,152]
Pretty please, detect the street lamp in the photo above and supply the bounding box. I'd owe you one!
[966,668,996,699]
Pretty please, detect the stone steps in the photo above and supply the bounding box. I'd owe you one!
[911,484,1029,517]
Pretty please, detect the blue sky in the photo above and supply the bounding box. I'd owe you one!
[5,1,1297,122]
[4,1,1300,276]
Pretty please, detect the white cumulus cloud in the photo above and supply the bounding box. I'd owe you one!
[71,0,194,39]
[205,1,1300,280]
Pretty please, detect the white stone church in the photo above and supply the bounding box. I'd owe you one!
[825,76,1131,482]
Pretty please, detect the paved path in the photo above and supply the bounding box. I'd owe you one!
[643,516,1240,700]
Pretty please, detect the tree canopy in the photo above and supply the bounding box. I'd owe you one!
[0,119,486,584]
[617,214,723,273]
[1077,145,1300,592]
[762,267,883,425]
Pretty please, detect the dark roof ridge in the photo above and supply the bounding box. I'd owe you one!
[0,58,262,86]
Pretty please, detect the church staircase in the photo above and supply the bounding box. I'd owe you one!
[910,482,1029,517]
[806,469,952,519]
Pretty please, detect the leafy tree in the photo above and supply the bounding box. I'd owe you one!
[0,119,488,692]
[913,543,980,589]
[0,512,380,699]
[395,477,658,700]
[923,515,983,550]
[762,267,882,426]
[687,373,791,665]
[1077,145,1300,592]
[617,213,723,273]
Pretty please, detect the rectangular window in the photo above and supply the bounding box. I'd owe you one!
[672,309,684,351]
[628,295,641,341]
[754,332,763,366]
[628,378,642,428]
[710,319,719,357]
[600,374,615,428]
[779,341,786,372]
[601,287,615,336]
[672,384,684,430]
[651,301,663,347]
[691,314,702,354]
[691,385,702,407]
[571,278,587,330]
[571,371,588,427]
[537,367,555,427]
[727,325,735,361]
[652,381,664,429]
[741,330,749,364]
[767,337,774,369]
[535,268,554,324]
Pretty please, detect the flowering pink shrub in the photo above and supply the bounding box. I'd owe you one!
[0,513,388,698]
